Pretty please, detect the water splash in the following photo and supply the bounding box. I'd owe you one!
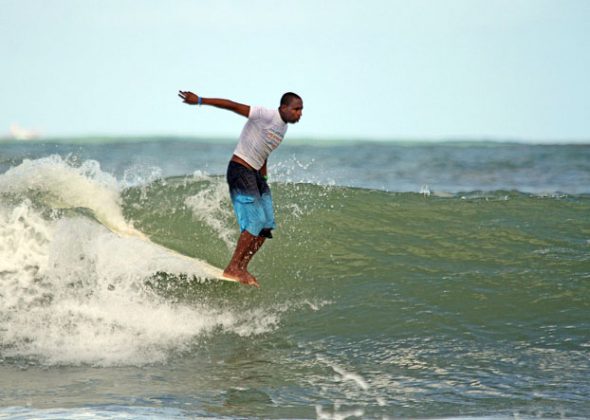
[184,172,235,250]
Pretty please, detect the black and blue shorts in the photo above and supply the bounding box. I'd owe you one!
[226,161,275,238]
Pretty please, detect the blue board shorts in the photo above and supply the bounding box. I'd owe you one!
[226,160,275,238]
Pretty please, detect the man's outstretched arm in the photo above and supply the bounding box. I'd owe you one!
[178,91,250,118]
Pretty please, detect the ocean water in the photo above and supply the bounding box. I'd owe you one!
[0,138,589,419]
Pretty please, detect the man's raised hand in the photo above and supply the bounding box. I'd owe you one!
[178,90,199,105]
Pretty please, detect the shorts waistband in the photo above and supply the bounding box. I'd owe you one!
[230,155,256,171]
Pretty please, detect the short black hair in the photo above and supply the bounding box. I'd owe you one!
[280,92,302,107]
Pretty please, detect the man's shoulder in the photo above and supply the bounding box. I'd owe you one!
[249,106,279,121]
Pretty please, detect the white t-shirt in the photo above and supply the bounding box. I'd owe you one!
[233,106,288,170]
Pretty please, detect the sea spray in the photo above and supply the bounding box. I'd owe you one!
[184,171,235,250]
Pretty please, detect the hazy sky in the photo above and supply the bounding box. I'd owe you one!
[1,0,589,142]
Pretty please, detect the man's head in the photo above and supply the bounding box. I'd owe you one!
[279,92,303,124]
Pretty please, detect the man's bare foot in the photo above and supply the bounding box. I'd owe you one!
[240,271,260,288]
[223,268,260,288]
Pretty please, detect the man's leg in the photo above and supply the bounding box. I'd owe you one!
[240,235,265,271]
[223,230,262,287]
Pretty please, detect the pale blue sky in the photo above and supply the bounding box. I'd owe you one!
[1,0,589,142]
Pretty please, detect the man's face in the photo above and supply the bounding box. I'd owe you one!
[279,98,304,124]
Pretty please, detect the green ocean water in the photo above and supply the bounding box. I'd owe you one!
[0,140,589,418]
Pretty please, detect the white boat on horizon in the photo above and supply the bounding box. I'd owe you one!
[8,123,41,140]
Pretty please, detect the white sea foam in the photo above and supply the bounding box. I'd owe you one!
[315,403,364,420]
[317,355,370,391]
[0,157,279,366]
[0,155,133,234]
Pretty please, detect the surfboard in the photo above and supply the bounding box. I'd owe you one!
[105,223,238,283]
[159,245,238,283]
[147,242,239,283]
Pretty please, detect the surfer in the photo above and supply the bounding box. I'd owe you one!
[178,91,303,287]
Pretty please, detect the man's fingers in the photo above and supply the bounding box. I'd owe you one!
[178,90,199,104]
[178,91,193,103]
